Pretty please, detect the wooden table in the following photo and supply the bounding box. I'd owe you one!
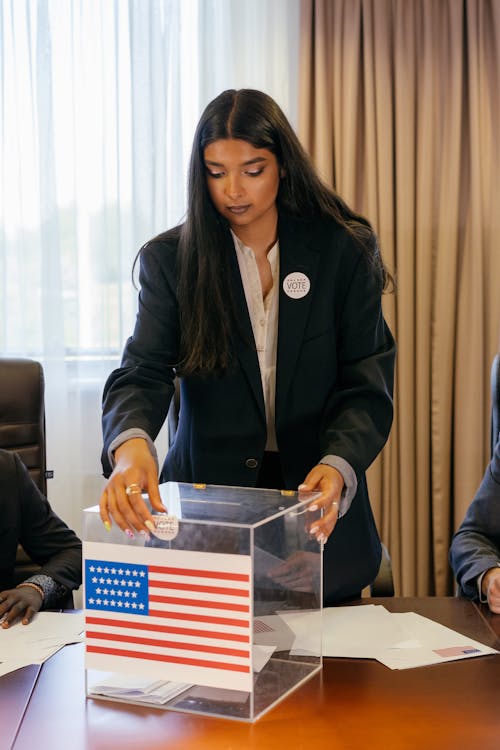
[2,598,499,750]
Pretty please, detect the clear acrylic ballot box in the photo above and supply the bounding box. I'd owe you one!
[83,482,323,722]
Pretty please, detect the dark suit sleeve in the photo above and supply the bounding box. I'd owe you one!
[14,454,82,592]
[320,245,396,477]
[449,439,500,599]
[101,239,180,476]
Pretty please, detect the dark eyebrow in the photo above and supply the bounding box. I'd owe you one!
[204,157,267,167]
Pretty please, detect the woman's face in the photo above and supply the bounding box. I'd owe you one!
[204,138,281,237]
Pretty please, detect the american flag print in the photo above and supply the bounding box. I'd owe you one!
[433,645,481,658]
[83,541,252,691]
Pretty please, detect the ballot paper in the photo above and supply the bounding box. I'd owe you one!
[88,642,276,704]
[0,611,84,677]
[89,675,192,704]
[373,611,499,669]
[319,605,498,669]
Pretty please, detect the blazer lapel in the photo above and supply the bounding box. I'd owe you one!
[275,216,320,424]
[226,231,266,422]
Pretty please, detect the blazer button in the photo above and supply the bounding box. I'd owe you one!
[245,458,258,469]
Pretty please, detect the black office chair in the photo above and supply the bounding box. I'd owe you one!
[491,353,499,457]
[370,543,395,596]
[0,357,51,584]
[0,357,48,494]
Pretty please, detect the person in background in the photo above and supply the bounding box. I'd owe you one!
[99,88,396,604]
[0,449,82,627]
[449,435,500,614]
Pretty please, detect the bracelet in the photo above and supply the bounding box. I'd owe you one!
[16,582,45,602]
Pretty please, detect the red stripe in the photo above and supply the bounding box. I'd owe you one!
[85,616,249,642]
[150,579,249,597]
[87,645,250,673]
[148,565,249,582]
[87,630,249,658]
[148,609,249,628]
[149,594,249,612]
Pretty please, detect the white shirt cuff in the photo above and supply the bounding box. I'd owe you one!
[319,455,358,517]
[477,564,500,603]
[108,428,159,470]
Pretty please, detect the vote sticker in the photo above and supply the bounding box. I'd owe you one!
[283,272,310,299]
[151,514,179,541]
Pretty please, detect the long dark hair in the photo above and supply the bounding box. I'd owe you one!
[174,88,393,376]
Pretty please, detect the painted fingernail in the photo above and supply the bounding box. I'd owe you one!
[103,521,111,532]
[307,504,318,511]
[317,533,327,544]
[140,530,151,542]
[309,525,319,535]
[145,520,155,533]
[298,484,308,491]
[124,529,135,539]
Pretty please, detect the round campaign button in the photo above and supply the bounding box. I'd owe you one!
[283,272,310,299]
[151,514,179,541]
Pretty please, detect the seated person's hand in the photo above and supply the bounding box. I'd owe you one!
[0,584,44,628]
[482,567,500,614]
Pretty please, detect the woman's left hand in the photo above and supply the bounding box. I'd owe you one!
[299,464,344,544]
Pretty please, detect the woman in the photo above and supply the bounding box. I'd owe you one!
[100,89,396,604]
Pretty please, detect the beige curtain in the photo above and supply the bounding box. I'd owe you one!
[299,0,500,595]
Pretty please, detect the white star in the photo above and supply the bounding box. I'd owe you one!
[92,577,98,584]
[89,566,95,572]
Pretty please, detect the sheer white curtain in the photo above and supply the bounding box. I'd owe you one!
[0,0,299,534]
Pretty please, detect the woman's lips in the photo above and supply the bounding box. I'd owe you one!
[227,205,250,214]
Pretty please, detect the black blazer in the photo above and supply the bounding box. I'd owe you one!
[0,450,82,594]
[102,215,396,603]
[449,437,500,599]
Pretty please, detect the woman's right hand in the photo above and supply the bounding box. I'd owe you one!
[99,437,166,537]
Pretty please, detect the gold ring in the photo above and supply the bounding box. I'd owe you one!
[125,483,142,496]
